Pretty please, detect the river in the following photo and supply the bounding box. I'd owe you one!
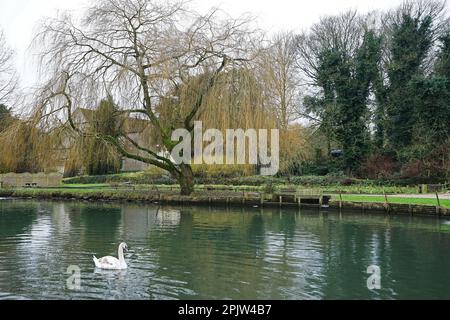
[0,199,449,300]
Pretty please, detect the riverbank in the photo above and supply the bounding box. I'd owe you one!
[63,172,445,195]
[0,186,449,217]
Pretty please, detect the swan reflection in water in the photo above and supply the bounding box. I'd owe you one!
[93,268,128,278]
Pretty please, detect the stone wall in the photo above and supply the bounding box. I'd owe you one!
[0,173,63,188]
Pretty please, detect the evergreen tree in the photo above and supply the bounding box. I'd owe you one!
[306,30,381,172]
[82,97,123,175]
[435,32,450,78]
[0,104,11,131]
[385,14,434,151]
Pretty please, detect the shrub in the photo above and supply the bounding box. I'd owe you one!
[340,178,356,186]
[361,155,396,179]
[263,181,276,194]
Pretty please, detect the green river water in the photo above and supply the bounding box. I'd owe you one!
[0,199,449,300]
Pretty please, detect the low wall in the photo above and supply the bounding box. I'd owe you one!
[0,173,63,188]
[0,187,447,218]
[328,201,449,217]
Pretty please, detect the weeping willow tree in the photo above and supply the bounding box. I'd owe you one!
[153,67,279,176]
[200,68,273,176]
[0,29,18,105]
[63,142,83,178]
[0,117,58,173]
[154,65,309,177]
[33,0,258,195]
[201,68,310,175]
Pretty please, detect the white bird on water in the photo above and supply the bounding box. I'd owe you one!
[93,243,128,270]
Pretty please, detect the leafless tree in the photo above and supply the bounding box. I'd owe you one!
[384,0,448,38]
[295,10,366,85]
[293,10,368,131]
[257,32,300,129]
[0,29,18,105]
[33,0,257,195]
[382,0,449,72]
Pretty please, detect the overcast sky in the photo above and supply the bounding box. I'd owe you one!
[0,0,410,91]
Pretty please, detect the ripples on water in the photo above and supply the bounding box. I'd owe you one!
[0,200,450,300]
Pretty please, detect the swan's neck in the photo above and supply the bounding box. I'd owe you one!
[118,246,125,264]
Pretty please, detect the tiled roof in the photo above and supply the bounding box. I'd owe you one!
[73,108,151,134]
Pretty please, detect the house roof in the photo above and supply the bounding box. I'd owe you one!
[73,108,150,134]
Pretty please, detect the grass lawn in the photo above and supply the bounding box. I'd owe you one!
[59,184,111,189]
[10,187,116,194]
[338,195,450,208]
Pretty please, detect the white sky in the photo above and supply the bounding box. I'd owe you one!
[0,0,408,91]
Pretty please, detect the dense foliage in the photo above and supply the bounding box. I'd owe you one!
[299,1,450,179]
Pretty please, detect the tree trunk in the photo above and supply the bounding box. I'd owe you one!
[177,164,195,196]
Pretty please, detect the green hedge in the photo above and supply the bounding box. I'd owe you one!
[63,172,448,189]
[64,172,177,185]
[64,173,360,187]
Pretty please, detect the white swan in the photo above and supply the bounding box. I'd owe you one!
[93,243,128,270]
